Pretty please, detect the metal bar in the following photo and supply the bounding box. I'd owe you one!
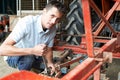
[82,53,111,80]
[113,52,120,58]
[61,55,109,80]
[92,1,120,36]
[58,56,84,68]
[16,0,18,16]
[93,39,109,43]
[47,0,49,4]
[53,45,87,54]
[94,2,119,36]
[90,0,117,35]
[61,58,96,80]
[32,0,34,11]
[19,0,21,16]
[114,0,120,2]
[92,13,108,32]
[102,0,111,15]
[61,33,112,39]
[81,0,94,57]
[58,49,72,61]
[95,38,117,57]
[83,54,110,80]
[94,68,100,80]
[81,62,102,80]
[54,38,117,57]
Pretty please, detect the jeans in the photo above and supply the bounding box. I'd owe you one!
[6,55,45,70]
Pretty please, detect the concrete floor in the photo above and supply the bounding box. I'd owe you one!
[0,56,18,78]
[105,58,120,80]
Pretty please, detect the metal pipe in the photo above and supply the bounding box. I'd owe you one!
[82,56,109,80]
[47,0,49,4]
[61,33,112,39]
[95,38,117,57]
[32,0,34,11]
[16,0,18,16]
[82,62,102,80]
[58,49,72,62]
[58,56,84,68]
[19,0,21,16]
[90,1,119,36]
[61,58,96,80]
[81,0,94,57]
[94,2,119,36]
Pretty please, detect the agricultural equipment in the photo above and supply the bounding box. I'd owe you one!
[1,0,120,80]
[0,14,9,42]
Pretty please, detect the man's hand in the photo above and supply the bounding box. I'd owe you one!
[47,63,56,76]
[33,44,47,56]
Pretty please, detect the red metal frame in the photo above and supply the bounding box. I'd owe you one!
[1,0,120,80]
[54,0,120,79]
[0,16,9,27]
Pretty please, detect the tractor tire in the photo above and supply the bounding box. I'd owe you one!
[64,0,84,45]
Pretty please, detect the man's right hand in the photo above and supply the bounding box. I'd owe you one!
[33,44,47,56]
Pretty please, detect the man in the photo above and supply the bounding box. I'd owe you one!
[0,1,66,75]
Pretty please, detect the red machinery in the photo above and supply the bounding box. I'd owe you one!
[0,15,9,27]
[1,0,120,80]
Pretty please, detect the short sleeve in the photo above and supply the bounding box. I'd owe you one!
[9,18,28,43]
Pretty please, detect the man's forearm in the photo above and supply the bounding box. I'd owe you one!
[45,48,53,64]
[0,45,32,56]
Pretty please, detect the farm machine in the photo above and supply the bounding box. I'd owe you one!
[1,0,120,80]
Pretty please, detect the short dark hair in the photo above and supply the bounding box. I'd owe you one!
[45,0,66,14]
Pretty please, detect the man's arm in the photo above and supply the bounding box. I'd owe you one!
[45,47,53,64]
[0,35,46,56]
[45,47,56,75]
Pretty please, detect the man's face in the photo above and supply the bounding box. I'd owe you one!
[42,7,63,29]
